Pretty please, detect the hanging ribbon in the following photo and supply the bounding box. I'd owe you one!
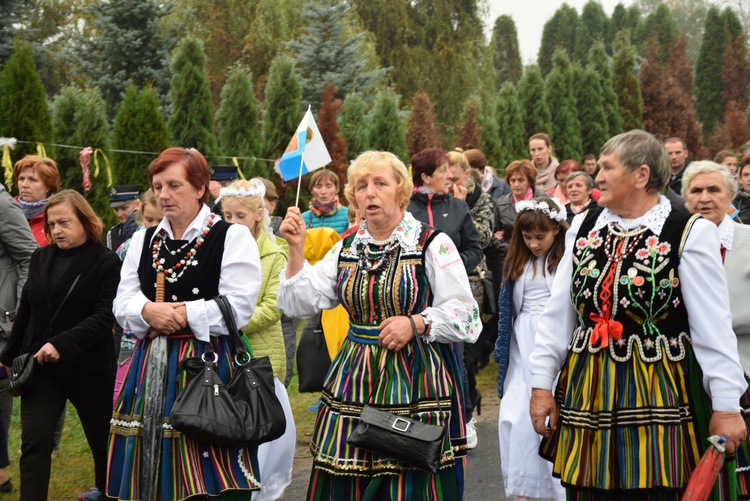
[80,146,93,191]
[0,137,17,191]
[93,148,113,187]
[36,143,47,158]
[232,157,246,180]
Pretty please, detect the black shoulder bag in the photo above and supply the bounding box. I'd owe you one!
[169,295,286,448]
[7,273,82,397]
[347,316,447,473]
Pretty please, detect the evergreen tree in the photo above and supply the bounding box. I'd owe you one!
[216,66,262,177]
[168,37,218,159]
[0,38,52,159]
[575,65,609,156]
[518,65,552,142]
[262,54,303,211]
[612,30,643,131]
[588,41,623,136]
[546,50,582,160]
[635,3,678,65]
[262,55,302,167]
[695,6,726,139]
[53,87,85,193]
[368,90,406,162]
[406,92,441,159]
[112,84,170,190]
[490,15,522,87]
[77,0,171,116]
[338,93,369,161]
[608,3,629,52]
[573,1,609,63]
[538,4,578,76]
[288,0,387,111]
[456,101,482,150]
[707,108,749,156]
[317,83,348,195]
[479,94,502,168]
[722,33,750,114]
[495,82,526,170]
[0,0,24,63]
[722,7,744,41]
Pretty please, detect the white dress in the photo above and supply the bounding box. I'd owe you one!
[498,257,565,501]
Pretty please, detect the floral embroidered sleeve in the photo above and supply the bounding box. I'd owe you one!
[422,232,482,343]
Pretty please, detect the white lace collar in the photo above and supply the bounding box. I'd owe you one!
[719,215,735,251]
[351,212,423,252]
[150,204,216,242]
[592,195,672,235]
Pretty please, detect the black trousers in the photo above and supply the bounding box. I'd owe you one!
[19,365,114,501]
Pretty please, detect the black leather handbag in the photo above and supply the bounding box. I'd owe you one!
[296,312,331,393]
[347,317,447,473]
[7,273,82,397]
[169,295,286,447]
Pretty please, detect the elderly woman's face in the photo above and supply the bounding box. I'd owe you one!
[354,165,404,231]
[422,162,452,195]
[312,177,337,203]
[740,167,750,192]
[596,153,640,215]
[17,166,50,203]
[152,162,204,225]
[685,171,733,226]
[566,177,592,206]
[508,173,530,197]
[47,202,87,250]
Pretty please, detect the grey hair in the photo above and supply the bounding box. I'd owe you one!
[681,160,738,198]
[564,171,594,190]
[600,130,670,194]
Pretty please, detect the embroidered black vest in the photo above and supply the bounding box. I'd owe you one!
[569,206,699,362]
[336,222,439,327]
[138,221,230,302]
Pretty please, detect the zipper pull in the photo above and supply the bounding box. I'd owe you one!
[213,384,219,396]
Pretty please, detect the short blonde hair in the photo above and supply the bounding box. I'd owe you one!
[448,150,470,172]
[221,179,271,237]
[344,151,413,211]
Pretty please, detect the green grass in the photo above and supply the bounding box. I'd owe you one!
[4,331,499,499]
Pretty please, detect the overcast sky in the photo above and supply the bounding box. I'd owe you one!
[486,0,635,63]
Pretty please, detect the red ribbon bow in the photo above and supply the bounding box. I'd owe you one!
[589,312,623,348]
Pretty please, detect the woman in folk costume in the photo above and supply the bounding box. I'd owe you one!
[529,130,747,501]
[278,151,481,500]
[106,147,263,500]
[494,196,568,501]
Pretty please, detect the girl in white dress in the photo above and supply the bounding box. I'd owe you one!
[494,196,568,501]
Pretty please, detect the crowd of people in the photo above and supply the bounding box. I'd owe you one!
[0,130,748,501]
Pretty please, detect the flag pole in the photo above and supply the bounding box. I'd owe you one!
[295,151,305,207]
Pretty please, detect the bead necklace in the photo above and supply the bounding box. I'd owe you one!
[603,223,646,263]
[163,239,191,256]
[151,213,216,283]
[358,238,400,273]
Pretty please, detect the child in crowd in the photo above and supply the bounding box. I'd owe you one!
[494,196,568,501]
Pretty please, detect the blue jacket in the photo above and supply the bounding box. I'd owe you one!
[301,206,349,235]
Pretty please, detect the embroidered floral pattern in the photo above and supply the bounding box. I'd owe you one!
[635,236,671,262]
[576,230,604,251]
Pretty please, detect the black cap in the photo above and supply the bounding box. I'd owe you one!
[109,185,140,208]
[209,165,239,181]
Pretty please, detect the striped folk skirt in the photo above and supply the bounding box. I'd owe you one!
[307,324,468,500]
[540,340,737,500]
[106,335,261,501]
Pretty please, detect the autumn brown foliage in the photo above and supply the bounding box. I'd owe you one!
[406,92,441,158]
[455,104,482,150]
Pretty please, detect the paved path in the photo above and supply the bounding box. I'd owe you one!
[282,389,515,500]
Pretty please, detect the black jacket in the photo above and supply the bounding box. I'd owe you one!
[0,239,121,374]
[734,190,750,224]
[407,192,483,271]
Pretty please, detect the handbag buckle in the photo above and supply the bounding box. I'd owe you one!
[391,417,411,432]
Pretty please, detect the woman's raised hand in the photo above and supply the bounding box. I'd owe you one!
[279,207,306,248]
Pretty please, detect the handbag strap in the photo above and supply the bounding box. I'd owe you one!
[49,273,82,327]
[367,315,443,413]
[211,295,250,361]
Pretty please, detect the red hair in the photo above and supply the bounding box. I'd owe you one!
[504,159,537,189]
[556,159,580,178]
[13,155,60,195]
[410,148,449,187]
[147,148,210,205]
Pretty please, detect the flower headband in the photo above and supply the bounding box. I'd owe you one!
[515,198,567,222]
[220,179,266,199]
